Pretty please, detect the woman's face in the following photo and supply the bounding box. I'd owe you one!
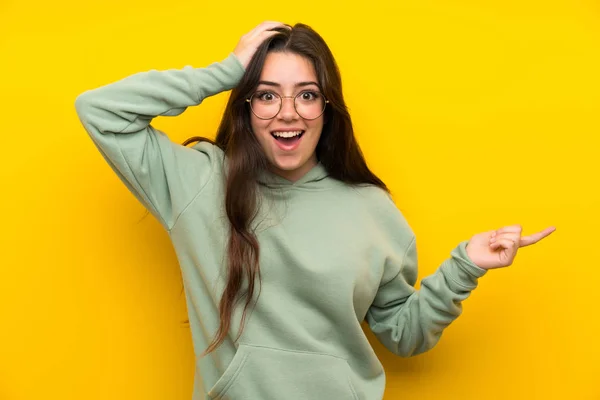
[249,52,325,182]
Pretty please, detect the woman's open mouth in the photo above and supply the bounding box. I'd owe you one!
[271,130,305,151]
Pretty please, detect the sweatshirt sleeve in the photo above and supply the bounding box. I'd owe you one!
[74,53,245,230]
[366,230,487,357]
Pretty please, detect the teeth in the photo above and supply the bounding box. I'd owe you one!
[272,130,303,138]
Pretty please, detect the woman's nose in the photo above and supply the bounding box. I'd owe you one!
[278,96,299,120]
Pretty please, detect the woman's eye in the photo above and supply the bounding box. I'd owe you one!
[300,91,317,100]
[258,92,276,101]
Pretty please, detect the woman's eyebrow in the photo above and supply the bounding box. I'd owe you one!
[257,80,320,88]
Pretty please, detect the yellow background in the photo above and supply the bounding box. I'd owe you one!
[1,0,598,399]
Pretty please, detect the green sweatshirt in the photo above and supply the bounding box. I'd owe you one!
[75,52,487,400]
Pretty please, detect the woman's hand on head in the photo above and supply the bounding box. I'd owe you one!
[465,225,556,270]
[233,21,291,69]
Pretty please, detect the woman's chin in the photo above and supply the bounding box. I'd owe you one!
[267,154,317,181]
[269,155,303,172]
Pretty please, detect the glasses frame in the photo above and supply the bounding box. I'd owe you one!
[245,91,329,120]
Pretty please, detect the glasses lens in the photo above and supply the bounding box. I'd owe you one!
[249,91,327,120]
[250,91,281,119]
[295,91,326,120]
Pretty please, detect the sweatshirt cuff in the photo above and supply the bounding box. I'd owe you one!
[191,52,246,96]
[442,240,487,290]
[228,52,246,72]
[221,52,246,79]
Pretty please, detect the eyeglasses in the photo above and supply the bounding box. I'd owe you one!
[246,90,329,120]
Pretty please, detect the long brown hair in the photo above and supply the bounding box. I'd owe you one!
[173,23,388,357]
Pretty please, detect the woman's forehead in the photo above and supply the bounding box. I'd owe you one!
[259,52,318,86]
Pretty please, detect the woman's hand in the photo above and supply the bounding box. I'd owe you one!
[233,21,291,69]
[466,225,556,270]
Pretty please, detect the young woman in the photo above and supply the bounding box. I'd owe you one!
[75,21,555,400]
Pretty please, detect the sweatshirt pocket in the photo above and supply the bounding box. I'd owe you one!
[208,344,359,400]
